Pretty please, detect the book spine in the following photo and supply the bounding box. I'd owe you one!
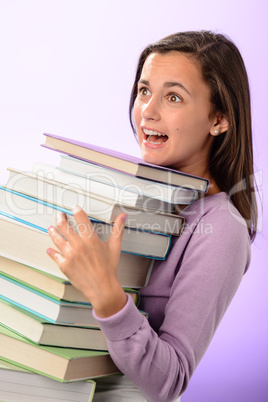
[0,187,171,259]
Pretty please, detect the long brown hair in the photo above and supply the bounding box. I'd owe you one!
[129,30,258,242]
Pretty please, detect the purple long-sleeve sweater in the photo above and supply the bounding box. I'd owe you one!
[93,192,251,401]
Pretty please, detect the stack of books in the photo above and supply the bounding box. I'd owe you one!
[0,133,208,401]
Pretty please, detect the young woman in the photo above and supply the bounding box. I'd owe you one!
[47,31,258,401]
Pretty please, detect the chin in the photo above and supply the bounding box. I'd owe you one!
[140,151,157,165]
[142,154,167,167]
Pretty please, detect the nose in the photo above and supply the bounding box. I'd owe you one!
[141,97,161,121]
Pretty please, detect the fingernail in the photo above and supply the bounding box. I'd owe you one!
[121,213,128,223]
[72,205,82,214]
[57,211,64,224]
[46,248,52,254]
[47,226,54,232]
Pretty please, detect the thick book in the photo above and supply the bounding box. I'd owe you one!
[0,213,153,282]
[0,325,120,381]
[0,256,140,302]
[0,274,103,327]
[0,255,98,302]
[58,153,198,204]
[0,254,150,292]
[0,360,96,402]
[42,132,209,192]
[0,187,172,259]
[31,163,177,213]
[0,299,109,350]
[0,274,145,328]
[5,167,185,235]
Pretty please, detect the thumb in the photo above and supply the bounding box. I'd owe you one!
[108,212,128,252]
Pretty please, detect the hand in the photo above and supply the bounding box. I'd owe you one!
[46,206,128,318]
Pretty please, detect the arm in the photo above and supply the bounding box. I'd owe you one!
[93,210,251,401]
[47,206,250,401]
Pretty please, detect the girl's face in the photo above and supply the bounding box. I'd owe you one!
[133,52,219,177]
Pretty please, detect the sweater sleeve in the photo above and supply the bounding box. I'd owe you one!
[93,208,251,402]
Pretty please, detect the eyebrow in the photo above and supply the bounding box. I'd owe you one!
[138,79,191,96]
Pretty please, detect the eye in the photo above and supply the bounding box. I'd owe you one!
[139,87,151,96]
[168,94,181,103]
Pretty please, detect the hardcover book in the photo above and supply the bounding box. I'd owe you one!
[0,360,96,402]
[0,325,120,382]
[0,274,102,327]
[0,254,151,292]
[0,255,140,304]
[0,214,153,282]
[0,299,109,349]
[0,188,172,260]
[58,154,198,204]
[42,132,209,192]
[5,168,185,235]
[8,165,176,213]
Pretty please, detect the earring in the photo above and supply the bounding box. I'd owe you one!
[214,129,219,135]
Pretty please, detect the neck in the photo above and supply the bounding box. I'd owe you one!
[205,178,221,196]
[178,163,221,197]
[175,180,221,215]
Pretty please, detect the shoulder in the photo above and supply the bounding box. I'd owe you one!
[173,192,251,273]
[181,192,249,239]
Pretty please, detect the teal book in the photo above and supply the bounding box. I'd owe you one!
[0,273,100,327]
[0,226,153,286]
[6,165,186,231]
[0,257,140,304]
[0,186,172,259]
[0,273,147,328]
[0,299,108,350]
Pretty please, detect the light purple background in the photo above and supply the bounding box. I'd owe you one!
[0,1,267,401]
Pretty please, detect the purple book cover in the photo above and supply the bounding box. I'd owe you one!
[42,133,209,191]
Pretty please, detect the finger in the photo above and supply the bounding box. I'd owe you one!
[56,211,78,244]
[47,225,69,254]
[46,247,65,265]
[108,213,127,253]
[72,205,96,238]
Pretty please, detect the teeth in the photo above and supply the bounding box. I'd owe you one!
[143,128,166,137]
[146,136,162,144]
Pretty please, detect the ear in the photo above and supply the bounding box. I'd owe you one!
[210,113,229,137]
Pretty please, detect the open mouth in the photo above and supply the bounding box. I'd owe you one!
[143,128,168,145]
